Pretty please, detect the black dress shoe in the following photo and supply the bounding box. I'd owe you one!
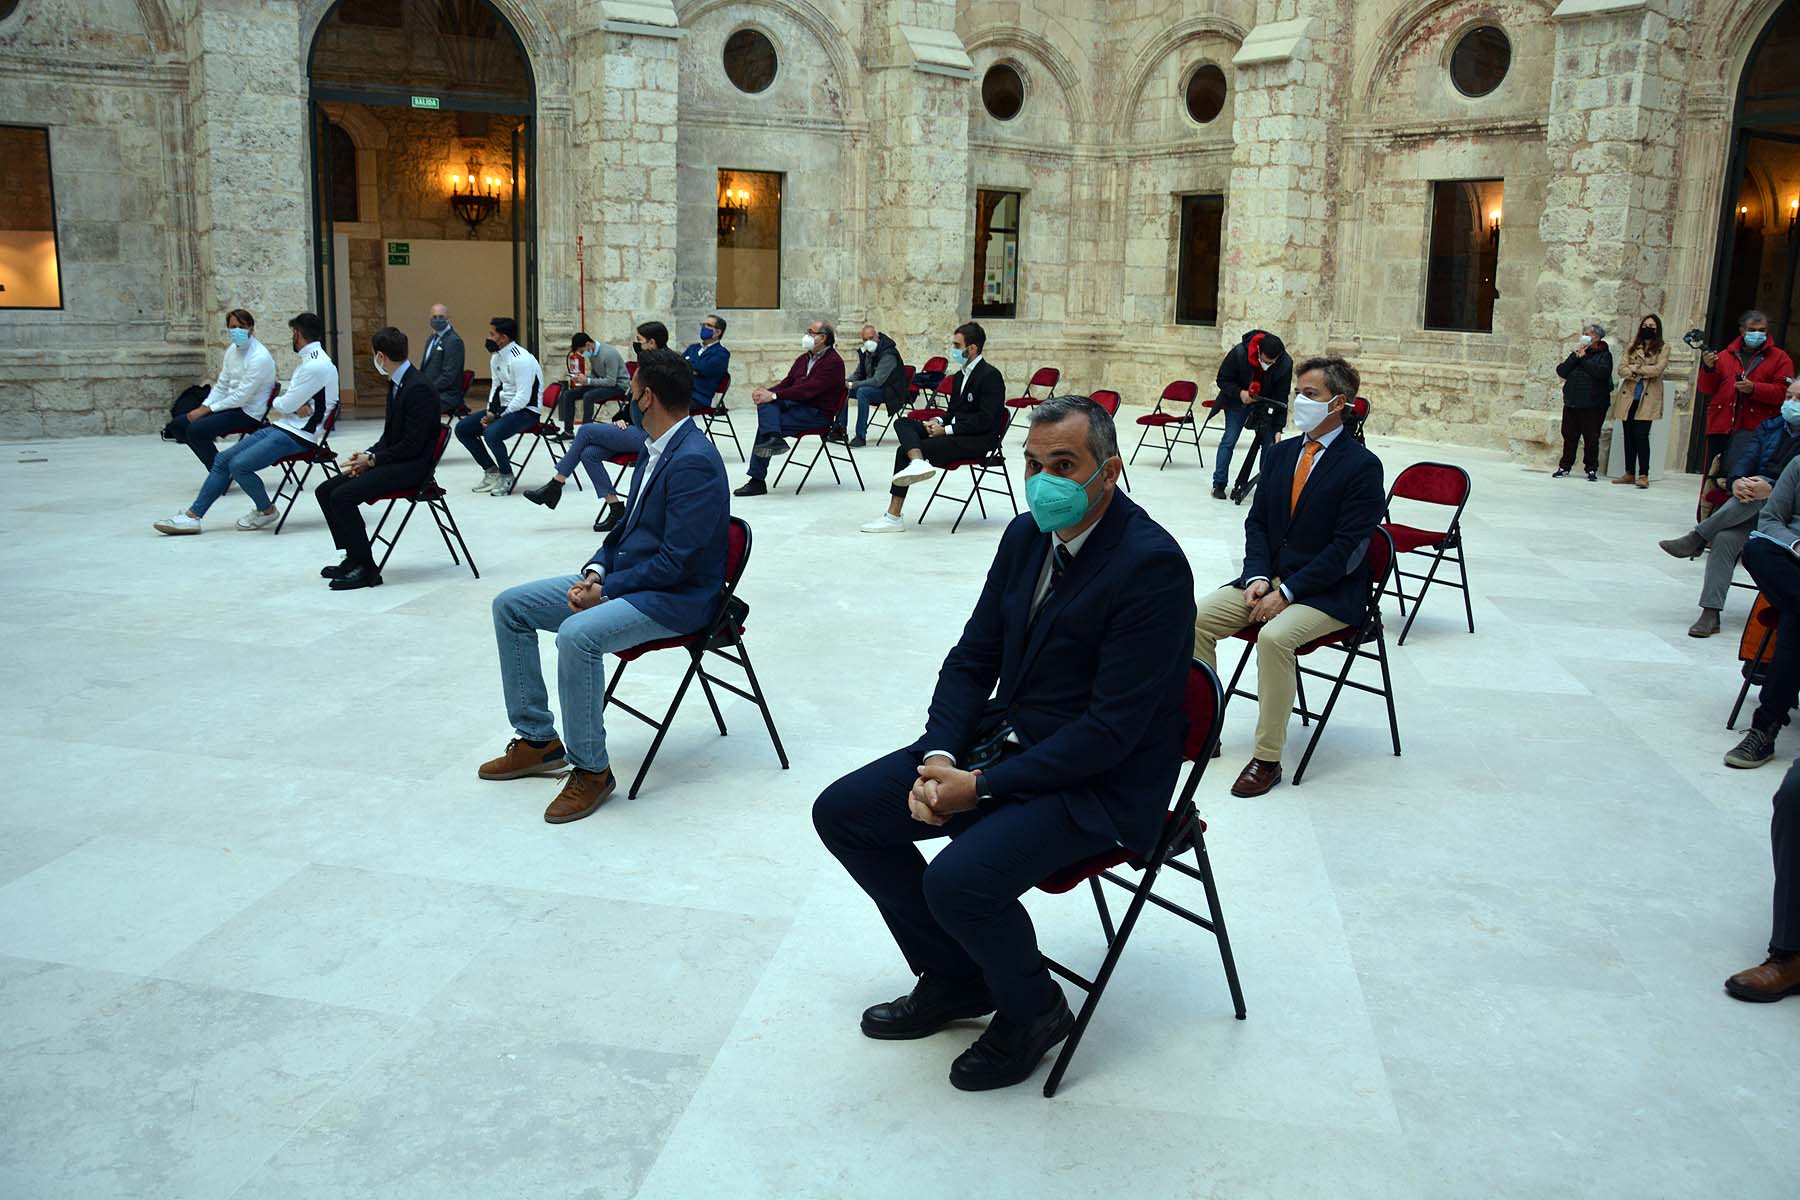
[1211,484,1227,500]
[734,479,768,498]
[328,563,383,591]
[948,991,1074,1091]
[593,501,625,533]
[861,974,995,1041]
[524,479,563,509]
[320,557,355,579]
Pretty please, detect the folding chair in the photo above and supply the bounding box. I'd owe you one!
[909,356,948,400]
[603,516,790,798]
[1129,380,1203,470]
[270,404,342,534]
[364,425,480,579]
[868,367,912,447]
[1006,366,1061,415]
[1222,527,1401,784]
[505,383,575,480]
[694,373,743,462]
[915,410,1019,532]
[444,369,476,422]
[772,415,865,495]
[1730,594,1780,729]
[1088,389,1132,492]
[1381,462,1473,646]
[1036,657,1246,1097]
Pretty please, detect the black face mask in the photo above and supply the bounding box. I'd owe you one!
[484,338,499,354]
[632,342,643,358]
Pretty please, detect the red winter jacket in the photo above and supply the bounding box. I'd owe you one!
[1700,336,1795,435]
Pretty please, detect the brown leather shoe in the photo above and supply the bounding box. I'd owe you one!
[1724,952,1800,1002]
[1635,475,1649,489]
[1230,758,1283,797]
[478,737,566,780]
[544,767,616,824]
[1611,472,1635,485]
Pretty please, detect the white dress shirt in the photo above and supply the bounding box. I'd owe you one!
[1247,422,1345,602]
[267,341,340,445]
[208,337,278,420]
[583,416,691,580]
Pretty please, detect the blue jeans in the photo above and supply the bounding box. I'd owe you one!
[456,408,539,476]
[178,408,263,468]
[749,401,832,479]
[491,575,680,773]
[191,426,302,516]
[557,421,646,500]
[1213,401,1275,487]
[850,386,885,439]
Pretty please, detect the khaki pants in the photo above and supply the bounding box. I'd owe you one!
[1192,583,1347,761]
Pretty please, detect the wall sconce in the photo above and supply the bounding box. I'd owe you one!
[1789,197,1798,235]
[449,156,502,239]
[1488,208,1502,246]
[1738,204,1750,234]
[717,185,751,239]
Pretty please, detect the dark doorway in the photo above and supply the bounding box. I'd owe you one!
[307,0,536,412]
[1695,0,1800,467]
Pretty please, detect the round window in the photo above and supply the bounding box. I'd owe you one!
[982,63,1025,121]
[723,29,778,95]
[1185,63,1228,125]
[1449,26,1511,98]
[0,0,19,19]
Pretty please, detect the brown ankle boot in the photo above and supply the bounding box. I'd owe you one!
[478,737,566,780]
[544,767,616,824]
[1724,952,1800,1002]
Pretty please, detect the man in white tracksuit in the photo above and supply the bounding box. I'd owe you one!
[454,315,544,497]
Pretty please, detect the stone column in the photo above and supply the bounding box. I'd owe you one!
[184,0,310,372]
[567,1,682,348]
[857,2,972,352]
[1218,3,1348,357]
[1516,0,1691,457]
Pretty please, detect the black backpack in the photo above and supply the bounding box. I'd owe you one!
[160,384,211,440]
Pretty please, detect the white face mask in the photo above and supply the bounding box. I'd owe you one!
[801,334,817,352]
[371,354,390,378]
[1292,394,1336,434]
[862,339,878,354]
[1579,334,1593,346]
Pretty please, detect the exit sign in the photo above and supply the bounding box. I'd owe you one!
[387,241,410,266]
[410,95,440,110]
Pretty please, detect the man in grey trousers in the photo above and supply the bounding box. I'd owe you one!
[1661,379,1800,637]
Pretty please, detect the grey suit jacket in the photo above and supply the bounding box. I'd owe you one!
[1756,456,1800,549]
[419,326,466,410]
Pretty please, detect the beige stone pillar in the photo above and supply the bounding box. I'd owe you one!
[184,0,310,372]
[1517,0,1691,457]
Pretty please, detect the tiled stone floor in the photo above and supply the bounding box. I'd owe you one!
[0,417,1795,1198]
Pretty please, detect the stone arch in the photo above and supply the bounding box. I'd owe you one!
[964,26,1092,137]
[1711,0,1791,96]
[299,0,567,101]
[676,0,863,125]
[319,103,386,228]
[1108,15,1248,140]
[1351,0,1552,117]
[133,0,179,55]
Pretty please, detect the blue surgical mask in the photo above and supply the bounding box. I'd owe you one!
[228,327,250,348]
[700,326,715,342]
[1024,463,1105,533]
[429,316,448,333]
[949,348,968,369]
[1783,399,1800,426]
[1745,331,1769,349]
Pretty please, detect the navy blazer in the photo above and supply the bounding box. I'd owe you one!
[909,493,1196,855]
[683,341,731,410]
[1234,432,1385,627]
[593,419,730,635]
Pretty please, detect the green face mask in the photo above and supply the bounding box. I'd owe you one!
[1024,463,1105,533]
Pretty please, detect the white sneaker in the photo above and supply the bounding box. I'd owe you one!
[891,461,937,488]
[491,474,516,497]
[861,513,907,534]
[154,512,201,535]
[472,470,499,493]
[236,507,279,530]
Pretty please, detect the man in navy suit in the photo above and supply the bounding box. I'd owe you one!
[682,313,731,409]
[1192,356,1384,798]
[418,302,467,414]
[480,348,730,825]
[814,395,1196,1092]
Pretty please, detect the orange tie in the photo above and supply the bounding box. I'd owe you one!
[1290,439,1321,512]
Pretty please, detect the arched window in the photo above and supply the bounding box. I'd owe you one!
[327,122,358,224]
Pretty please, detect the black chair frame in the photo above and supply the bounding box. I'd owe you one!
[1129,388,1206,471]
[1039,659,1247,1098]
[270,408,341,535]
[915,412,1019,532]
[1730,606,1778,729]
[773,425,865,494]
[366,430,480,579]
[603,517,790,798]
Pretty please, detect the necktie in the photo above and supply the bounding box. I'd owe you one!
[1032,543,1074,624]
[1290,439,1321,512]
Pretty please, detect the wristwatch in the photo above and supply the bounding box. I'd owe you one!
[973,772,994,805]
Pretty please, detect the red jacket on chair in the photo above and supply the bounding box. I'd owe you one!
[1701,335,1795,436]
[768,349,847,415]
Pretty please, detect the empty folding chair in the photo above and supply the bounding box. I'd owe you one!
[1087,390,1132,492]
[695,373,743,461]
[1381,462,1474,645]
[1006,366,1061,419]
[1129,381,1203,470]
[869,367,912,447]
[363,425,480,579]
[1036,657,1246,1097]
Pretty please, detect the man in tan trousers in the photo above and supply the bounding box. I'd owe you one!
[1192,357,1385,797]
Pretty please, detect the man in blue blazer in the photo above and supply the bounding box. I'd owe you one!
[682,313,731,409]
[481,348,730,824]
[814,395,1197,1092]
[1192,356,1384,798]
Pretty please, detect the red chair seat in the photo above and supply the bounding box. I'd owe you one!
[1383,523,1448,554]
[1037,812,1206,894]
[907,408,946,421]
[1006,396,1039,408]
[608,452,638,466]
[1136,413,1192,427]
[614,624,745,663]
[1230,622,1355,654]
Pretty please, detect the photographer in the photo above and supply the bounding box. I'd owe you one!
[1212,330,1292,501]
[1701,310,1794,470]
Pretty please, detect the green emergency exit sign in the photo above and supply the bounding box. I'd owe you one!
[387,241,410,266]
[411,95,440,110]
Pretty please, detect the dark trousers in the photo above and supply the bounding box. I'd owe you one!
[812,749,1115,1020]
[559,385,624,427]
[1559,406,1605,472]
[1621,416,1652,476]
[454,408,538,476]
[1772,760,1800,953]
[1745,536,1800,732]
[890,419,994,499]
[178,408,263,469]
[315,462,431,567]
